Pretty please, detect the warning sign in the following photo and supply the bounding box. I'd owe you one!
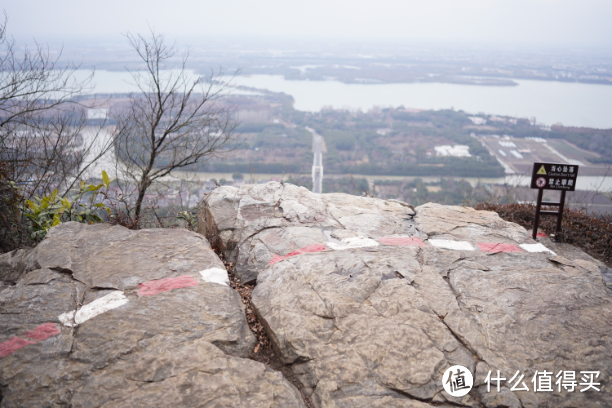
[530,162,579,191]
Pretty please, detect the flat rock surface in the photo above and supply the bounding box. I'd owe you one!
[0,222,306,408]
[201,182,612,408]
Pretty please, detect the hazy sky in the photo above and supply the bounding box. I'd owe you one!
[4,0,612,49]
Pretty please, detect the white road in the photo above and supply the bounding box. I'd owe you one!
[306,127,324,194]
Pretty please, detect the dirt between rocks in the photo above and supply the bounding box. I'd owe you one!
[217,251,315,408]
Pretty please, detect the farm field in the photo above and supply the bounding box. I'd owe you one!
[477,135,610,176]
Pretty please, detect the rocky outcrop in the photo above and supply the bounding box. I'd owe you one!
[199,183,419,284]
[200,182,612,408]
[0,222,306,408]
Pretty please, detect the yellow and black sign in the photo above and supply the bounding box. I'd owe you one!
[530,162,579,191]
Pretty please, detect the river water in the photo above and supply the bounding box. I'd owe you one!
[230,75,612,129]
[80,70,612,129]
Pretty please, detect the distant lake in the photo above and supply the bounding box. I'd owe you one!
[231,75,612,129]
[78,70,612,129]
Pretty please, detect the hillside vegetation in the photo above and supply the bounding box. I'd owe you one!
[200,92,612,178]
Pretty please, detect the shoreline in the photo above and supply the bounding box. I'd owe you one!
[166,171,612,192]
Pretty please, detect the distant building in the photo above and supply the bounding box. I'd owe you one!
[434,145,471,157]
[488,116,517,125]
[468,116,486,125]
[509,150,524,159]
[526,137,547,143]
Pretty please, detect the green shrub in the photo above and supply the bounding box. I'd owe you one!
[23,171,113,242]
[176,209,197,231]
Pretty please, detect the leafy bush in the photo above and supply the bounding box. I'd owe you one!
[176,209,197,231]
[23,171,113,242]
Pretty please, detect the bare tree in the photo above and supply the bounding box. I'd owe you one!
[112,30,238,222]
[0,12,116,199]
[0,10,94,130]
[0,12,121,251]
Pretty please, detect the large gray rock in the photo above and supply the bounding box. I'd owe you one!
[0,222,306,408]
[201,182,612,408]
[199,182,418,284]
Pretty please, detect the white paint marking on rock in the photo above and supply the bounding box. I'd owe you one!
[519,243,556,255]
[58,291,129,327]
[199,267,230,286]
[428,239,475,251]
[326,237,380,251]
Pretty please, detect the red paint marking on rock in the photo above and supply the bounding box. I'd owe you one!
[24,323,60,341]
[0,337,36,358]
[537,231,547,238]
[269,244,327,265]
[138,276,199,296]
[478,243,522,253]
[378,237,426,247]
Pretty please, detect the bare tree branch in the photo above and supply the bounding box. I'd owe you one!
[112,30,239,222]
[0,12,117,200]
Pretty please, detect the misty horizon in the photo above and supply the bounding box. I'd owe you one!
[4,0,612,50]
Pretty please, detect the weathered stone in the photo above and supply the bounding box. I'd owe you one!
[198,182,418,284]
[0,222,306,408]
[34,222,221,289]
[71,340,306,408]
[0,248,38,285]
[202,182,612,408]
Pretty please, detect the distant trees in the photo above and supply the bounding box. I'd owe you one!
[112,30,238,222]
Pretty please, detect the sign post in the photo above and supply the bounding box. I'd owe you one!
[529,162,579,240]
